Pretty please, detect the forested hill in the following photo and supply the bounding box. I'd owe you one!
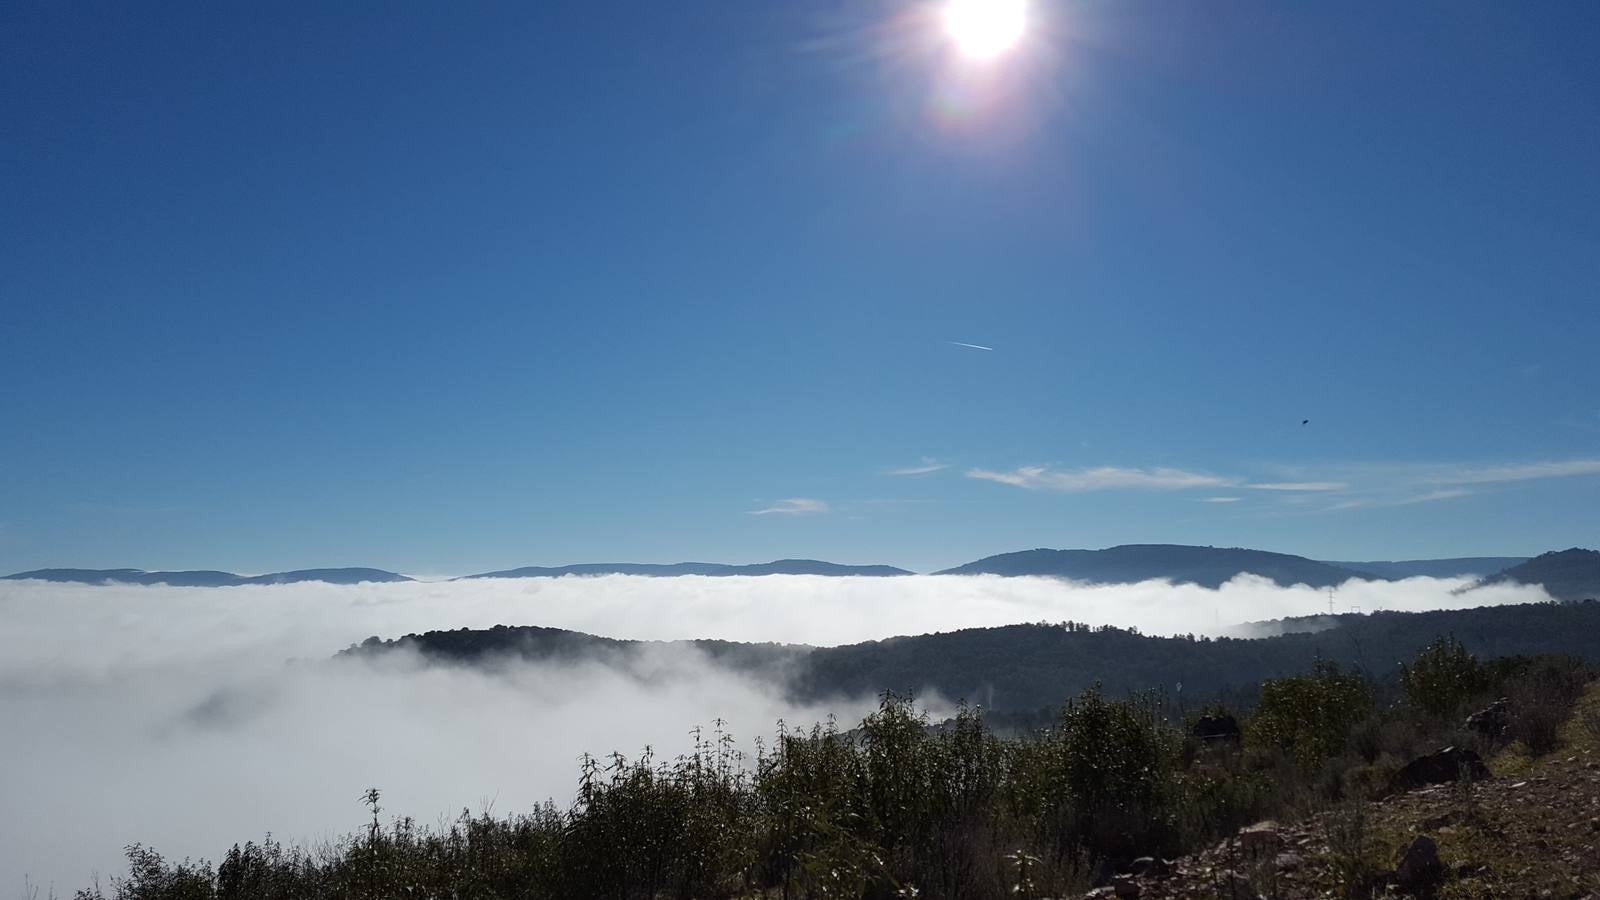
[347,600,1600,714]
[935,544,1372,588]
[1476,548,1600,602]
[1325,557,1529,579]
[796,603,1600,711]
[342,624,811,680]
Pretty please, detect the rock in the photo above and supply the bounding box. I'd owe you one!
[1193,713,1242,743]
[1238,821,1282,856]
[1387,746,1491,794]
[1464,698,1511,738]
[1396,836,1444,892]
[1274,852,1304,870]
[1127,856,1170,878]
[1112,875,1140,898]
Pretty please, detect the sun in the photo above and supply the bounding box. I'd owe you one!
[941,0,1028,61]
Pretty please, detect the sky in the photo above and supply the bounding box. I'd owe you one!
[3,1,1598,575]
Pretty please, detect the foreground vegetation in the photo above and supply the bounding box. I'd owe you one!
[67,640,1594,899]
[1105,677,1600,899]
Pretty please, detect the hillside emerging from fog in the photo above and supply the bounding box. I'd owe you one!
[350,599,1600,714]
[1475,547,1600,602]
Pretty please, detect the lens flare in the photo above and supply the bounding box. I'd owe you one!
[941,0,1028,61]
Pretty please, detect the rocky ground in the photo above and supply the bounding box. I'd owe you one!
[1080,687,1600,899]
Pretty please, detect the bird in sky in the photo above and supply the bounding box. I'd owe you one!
[1302,419,1311,426]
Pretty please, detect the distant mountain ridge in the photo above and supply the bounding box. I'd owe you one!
[2,567,412,586]
[5,548,1562,589]
[1324,557,1530,580]
[459,559,912,579]
[935,544,1373,588]
[1475,548,1600,602]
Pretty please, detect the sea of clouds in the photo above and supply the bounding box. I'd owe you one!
[0,573,1552,892]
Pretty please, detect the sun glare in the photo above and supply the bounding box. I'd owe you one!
[942,0,1028,61]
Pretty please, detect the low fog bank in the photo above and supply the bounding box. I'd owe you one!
[2,645,871,894]
[0,574,1554,666]
[0,574,1552,890]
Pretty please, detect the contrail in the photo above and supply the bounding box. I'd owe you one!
[947,341,993,352]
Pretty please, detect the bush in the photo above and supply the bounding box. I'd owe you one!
[75,846,214,900]
[1503,656,1589,756]
[1019,687,1181,862]
[1399,635,1486,718]
[1248,660,1374,771]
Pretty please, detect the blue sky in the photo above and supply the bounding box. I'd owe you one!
[2,1,1597,575]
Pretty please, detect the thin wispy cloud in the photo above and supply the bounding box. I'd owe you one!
[964,455,1600,513]
[1246,481,1349,492]
[967,465,1234,492]
[946,341,993,352]
[1269,457,1600,515]
[748,498,831,516]
[884,458,950,477]
[1323,489,1473,512]
[1419,459,1600,486]
[1388,488,1474,506]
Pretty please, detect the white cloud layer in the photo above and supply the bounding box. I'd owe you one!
[0,574,1554,891]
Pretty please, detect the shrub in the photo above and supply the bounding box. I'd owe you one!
[1008,687,1183,865]
[1399,635,1485,718]
[74,846,214,900]
[1321,800,1383,898]
[1248,660,1374,771]
[1504,656,1589,756]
